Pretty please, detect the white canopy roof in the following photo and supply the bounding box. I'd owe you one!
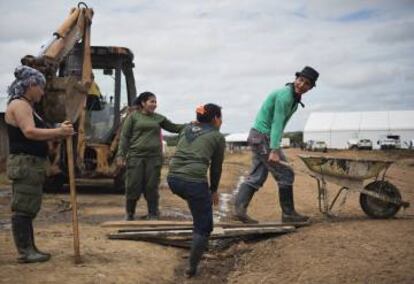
[305,110,414,132]
[225,132,248,142]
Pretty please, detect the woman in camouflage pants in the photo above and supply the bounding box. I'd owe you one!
[6,65,74,263]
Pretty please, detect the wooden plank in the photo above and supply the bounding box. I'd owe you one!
[118,226,194,233]
[108,226,295,241]
[102,220,309,228]
[212,226,295,238]
[101,220,193,228]
[118,225,296,234]
[108,229,193,239]
[220,221,310,228]
[138,238,191,249]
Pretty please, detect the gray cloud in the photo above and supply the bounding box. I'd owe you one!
[0,0,413,134]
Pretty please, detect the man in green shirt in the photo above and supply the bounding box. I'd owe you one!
[234,66,319,223]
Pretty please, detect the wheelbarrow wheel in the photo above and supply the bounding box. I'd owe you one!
[360,181,401,219]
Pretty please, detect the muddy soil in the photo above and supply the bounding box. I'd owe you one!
[1,149,413,284]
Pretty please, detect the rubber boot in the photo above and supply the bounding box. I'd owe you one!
[29,218,51,258]
[125,199,137,221]
[234,183,258,224]
[186,233,209,278]
[146,198,159,220]
[11,214,50,263]
[278,185,309,223]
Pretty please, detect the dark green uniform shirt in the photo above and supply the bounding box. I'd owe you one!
[168,123,225,192]
[117,111,183,158]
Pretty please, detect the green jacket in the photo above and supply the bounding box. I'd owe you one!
[117,111,183,158]
[253,85,298,149]
[168,123,225,192]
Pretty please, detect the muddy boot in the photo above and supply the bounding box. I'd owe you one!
[29,218,51,258]
[11,214,50,263]
[125,199,137,221]
[279,185,309,223]
[186,233,208,278]
[234,183,258,224]
[146,198,160,220]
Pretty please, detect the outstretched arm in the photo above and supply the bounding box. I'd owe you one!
[160,117,185,133]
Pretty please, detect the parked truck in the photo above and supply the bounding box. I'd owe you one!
[19,3,137,191]
[377,135,401,150]
[347,138,373,150]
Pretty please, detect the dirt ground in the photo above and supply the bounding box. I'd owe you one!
[1,148,413,284]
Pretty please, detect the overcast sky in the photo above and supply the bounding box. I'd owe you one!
[0,0,413,133]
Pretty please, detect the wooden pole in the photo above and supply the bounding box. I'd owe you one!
[66,136,81,264]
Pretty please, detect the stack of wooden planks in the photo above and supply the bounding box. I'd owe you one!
[103,220,309,248]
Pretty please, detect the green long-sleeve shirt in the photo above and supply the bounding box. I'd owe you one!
[117,111,184,158]
[168,123,225,192]
[253,85,298,149]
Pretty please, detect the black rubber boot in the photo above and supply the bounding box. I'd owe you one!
[146,198,160,220]
[125,199,137,221]
[234,183,258,224]
[11,214,50,263]
[279,185,309,223]
[186,233,209,278]
[29,218,51,258]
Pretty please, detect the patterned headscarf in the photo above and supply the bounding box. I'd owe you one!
[7,65,46,103]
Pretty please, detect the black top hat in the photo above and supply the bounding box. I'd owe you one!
[295,66,319,86]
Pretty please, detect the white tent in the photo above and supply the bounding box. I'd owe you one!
[304,110,414,149]
[225,133,248,143]
[225,132,249,152]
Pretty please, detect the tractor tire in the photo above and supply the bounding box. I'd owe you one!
[360,181,401,219]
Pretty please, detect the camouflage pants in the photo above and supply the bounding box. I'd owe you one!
[7,154,47,218]
[244,128,295,190]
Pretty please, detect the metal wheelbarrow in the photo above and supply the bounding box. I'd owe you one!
[299,155,410,218]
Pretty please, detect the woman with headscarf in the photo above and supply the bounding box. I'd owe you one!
[116,91,184,220]
[6,65,74,263]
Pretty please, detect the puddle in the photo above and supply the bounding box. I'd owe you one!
[214,176,245,222]
[161,208,192,220]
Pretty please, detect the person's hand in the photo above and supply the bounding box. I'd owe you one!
[212,192,219,206]
[59,121,75,137]
[268,150,280,164]
[116,157,126,168]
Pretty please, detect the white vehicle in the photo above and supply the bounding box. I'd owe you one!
[347,138,373,150]
[378,135,401,150]
[347,139,359,150]
[307,140,327,152]
[357,139,373,150]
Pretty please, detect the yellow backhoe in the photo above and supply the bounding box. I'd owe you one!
[21,2,136,191]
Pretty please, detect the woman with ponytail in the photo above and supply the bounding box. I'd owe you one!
[117,91,184,220]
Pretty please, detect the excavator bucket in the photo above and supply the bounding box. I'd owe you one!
[42,76,87,123]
